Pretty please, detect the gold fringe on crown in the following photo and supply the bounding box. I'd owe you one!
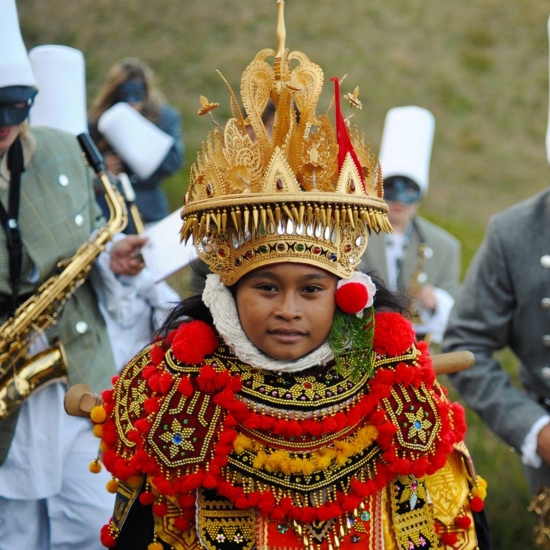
[180,0,391,285]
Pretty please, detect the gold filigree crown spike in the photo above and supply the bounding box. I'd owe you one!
[181,0,391,285]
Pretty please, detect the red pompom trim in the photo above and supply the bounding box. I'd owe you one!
[335,282,369,314]
[100,523,117,548]
[373,312,416,356]
[171,321,219,365]
[139,491,155,506]
[470,496,484,512]
[455,516,472,529]
[441,532,459,545]
[153,503,168,517]
[173,516,190,532]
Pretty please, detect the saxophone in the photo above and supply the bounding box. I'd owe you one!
[407,241,432,342]
[0,134,128,420]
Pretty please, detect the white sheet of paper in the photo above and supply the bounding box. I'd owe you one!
[140,210,197,283]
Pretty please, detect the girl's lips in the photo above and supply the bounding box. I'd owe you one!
[268,329,306,343]
[0,127,14,138]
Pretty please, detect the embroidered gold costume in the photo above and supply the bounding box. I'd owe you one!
[85,2,488,548]
[91,311,484,550]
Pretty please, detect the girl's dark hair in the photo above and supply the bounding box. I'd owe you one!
[157,268,409,338]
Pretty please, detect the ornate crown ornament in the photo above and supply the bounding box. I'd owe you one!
[181,0,391,285]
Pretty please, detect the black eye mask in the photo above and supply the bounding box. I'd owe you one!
[0,86,38,127]
[383,176,422,205]
[116,80,146,104]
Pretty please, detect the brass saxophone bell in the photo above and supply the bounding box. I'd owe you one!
[0,344,67,420]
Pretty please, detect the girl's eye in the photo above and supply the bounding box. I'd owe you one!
[302,285,322,294]
[256,283,277,292]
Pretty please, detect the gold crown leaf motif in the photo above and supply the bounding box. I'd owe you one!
[181,0,391,285]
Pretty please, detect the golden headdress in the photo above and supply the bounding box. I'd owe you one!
[181,0,391,285]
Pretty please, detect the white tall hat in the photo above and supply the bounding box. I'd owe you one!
[28,45,87,135]
[379,106,436,196]
[0,0,36,89]
[98,102,174,180]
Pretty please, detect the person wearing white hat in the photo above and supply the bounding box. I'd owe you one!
[88,57,184,233]
[359,106,461,345]
[443,14,550,532]
[26,43,181,373]
[0,1,149,548]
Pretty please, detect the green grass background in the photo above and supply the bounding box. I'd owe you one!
[18,0,550,546]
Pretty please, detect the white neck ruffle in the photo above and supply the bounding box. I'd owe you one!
[202,273,334,373]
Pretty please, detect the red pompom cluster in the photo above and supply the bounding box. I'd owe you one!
[335,282,369,314]
[171,320,219,365]
[372,312,416,357]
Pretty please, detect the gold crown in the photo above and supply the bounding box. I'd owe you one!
[181,0,391,285]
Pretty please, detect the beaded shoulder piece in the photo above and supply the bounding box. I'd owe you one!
[95,312,468,549]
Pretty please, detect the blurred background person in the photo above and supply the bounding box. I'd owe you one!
[360,106,461,346]
[0,2,147,547]
[88,57,184,232]
[29,45,180,372]
[443,16,550,546]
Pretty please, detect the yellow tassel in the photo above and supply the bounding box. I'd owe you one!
[90,405,107,424]
[106,478,119,494]
[148,543,163,550]
[232,434,252,454]
[89,459,102,474]
[92,424,103,438]
[128,475,144,488]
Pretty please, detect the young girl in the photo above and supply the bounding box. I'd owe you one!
[80,3,489,548]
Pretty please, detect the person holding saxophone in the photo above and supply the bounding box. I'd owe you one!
[0,1,148,547]
[359,106,461,346]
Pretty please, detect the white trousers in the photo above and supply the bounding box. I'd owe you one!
[0,414,115,550]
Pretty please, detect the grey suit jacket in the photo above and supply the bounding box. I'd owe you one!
[443,187,550,453]
[359,215,461,298]
[0,127,116,463]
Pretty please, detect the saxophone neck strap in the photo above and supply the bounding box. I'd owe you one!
[0,137,25,316]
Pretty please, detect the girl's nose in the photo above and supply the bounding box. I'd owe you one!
[275,292,301,320]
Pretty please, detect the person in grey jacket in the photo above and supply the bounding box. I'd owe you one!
[443,187,550,494]
[360,106,461,345]
[88,57,184,230]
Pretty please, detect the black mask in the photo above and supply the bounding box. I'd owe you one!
[383,176,422,205]
[0,86,38,126]
[116,80,146,104]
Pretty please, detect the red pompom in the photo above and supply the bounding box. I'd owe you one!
[173,516,190,532]
[455,516,472,529]
[171,321,219,365]
[373,312,416,357]
[178,494,196,508]
[100,523,117,547]
[197,364,218,393]
[159,371,174,394]
[335,282,369,314]
[153,503,168,517]
[135,418,152,434]
[441,532,458,545]
[101,389,114,404]
[203,474,218,489]
[177,376,194,397]
[127,429,141,443]
[150,345,165,366]
[143,398,160,414]
[142,365,158,380]
[139,491,155,506]
[470,496,484,512]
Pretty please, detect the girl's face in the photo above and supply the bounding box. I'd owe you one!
[235,263,337,360]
